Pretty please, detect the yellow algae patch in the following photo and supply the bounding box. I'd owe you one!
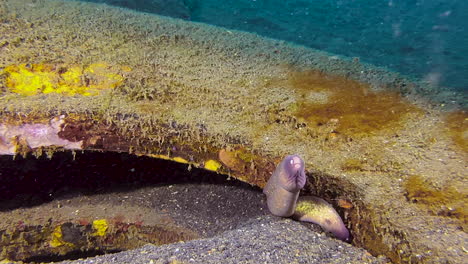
[84,63,126,92]
[50,225,74,247]
[2,62,128,96]
[204,159,222,171]
[147,154,172,160]
[0,260,16,264]
[92,219,108,237]
[172,156,189,164]
[148,154,190,164]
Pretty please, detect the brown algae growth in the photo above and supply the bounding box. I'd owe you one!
[404,175,468,231]
[444,110,468,152]
[288,70,420,137]
[2,62,129,96]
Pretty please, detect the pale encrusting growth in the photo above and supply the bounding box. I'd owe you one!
[0,115,83,155]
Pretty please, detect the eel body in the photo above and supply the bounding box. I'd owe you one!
[263,154,306,217]
[264,155,350,241]
[293,196,350,241]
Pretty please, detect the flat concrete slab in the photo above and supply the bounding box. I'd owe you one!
[0,1,466,263]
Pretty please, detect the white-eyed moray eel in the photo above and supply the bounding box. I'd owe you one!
[263,155,350,241]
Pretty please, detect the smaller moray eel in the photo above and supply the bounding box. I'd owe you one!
[293,196,350,241]
[264,155,350,241]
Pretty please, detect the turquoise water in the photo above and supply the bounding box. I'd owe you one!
[83,0,467,93]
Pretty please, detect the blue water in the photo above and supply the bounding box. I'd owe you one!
[83,0,468,93]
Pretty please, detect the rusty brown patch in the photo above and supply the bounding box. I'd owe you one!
[288,70,420,137]
[404,175,467,231]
